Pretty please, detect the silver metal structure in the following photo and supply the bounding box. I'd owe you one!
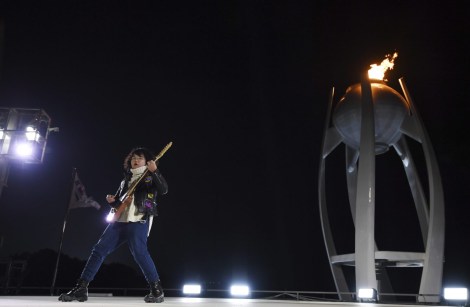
[318,77,445,303]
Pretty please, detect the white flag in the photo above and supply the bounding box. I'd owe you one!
[69,172,101,210]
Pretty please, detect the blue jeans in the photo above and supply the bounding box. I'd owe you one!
[80,221,159,283]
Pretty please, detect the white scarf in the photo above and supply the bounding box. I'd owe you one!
[129,165,147,184]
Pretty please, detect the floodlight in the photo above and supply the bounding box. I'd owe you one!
[230,284,250,297]
[444,287,468,301]
[25,126,40,142]
[0,108,53,164]
[183,284,201,295]
[358,288,378,302]
[15,142,34,157]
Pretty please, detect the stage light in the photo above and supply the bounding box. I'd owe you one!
[0,108,54,164]
[25,126,40,142]
[358,288,378,302]
[15,142,34,157]
[230,284,250,297]
[444,287,468,302]
[183,284,201,295]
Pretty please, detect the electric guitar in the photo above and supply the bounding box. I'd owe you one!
[106,142,172,222]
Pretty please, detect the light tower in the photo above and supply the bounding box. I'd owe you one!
[318,54,445,303]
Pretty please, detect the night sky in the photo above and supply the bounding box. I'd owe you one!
[0,0,469,294]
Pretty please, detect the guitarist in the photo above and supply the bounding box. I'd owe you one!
[59,147,168,303]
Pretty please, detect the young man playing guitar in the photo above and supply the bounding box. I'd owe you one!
[59,146,169,303]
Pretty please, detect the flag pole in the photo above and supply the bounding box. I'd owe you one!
[50,167,77,296]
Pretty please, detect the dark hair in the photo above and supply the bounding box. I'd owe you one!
[123,147,155,170]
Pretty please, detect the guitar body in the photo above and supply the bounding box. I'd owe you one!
[107,195,133,223]
[114,196,133,221]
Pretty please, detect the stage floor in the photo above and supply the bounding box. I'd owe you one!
[0,296,452,307]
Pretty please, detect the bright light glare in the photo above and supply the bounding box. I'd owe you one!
[358,288,375,299]
[15,143,34,157]
[105,210,115,222]
[444,288,468,300]
[25,126,39,142]
[230,285,250,297]
[183,284,201,295]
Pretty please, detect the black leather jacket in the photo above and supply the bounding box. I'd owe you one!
[111,169,168,216]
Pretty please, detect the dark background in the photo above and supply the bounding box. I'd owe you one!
[0,0,468,295]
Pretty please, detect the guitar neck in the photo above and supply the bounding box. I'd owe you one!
[154,142,172,161]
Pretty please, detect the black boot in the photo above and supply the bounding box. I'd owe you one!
[58,279,89,302]
[144,280,164,303]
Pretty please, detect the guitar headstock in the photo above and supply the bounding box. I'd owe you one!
[154,142,173,161]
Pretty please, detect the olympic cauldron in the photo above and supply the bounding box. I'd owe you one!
[318,57,445,303]
[332,82,409,155]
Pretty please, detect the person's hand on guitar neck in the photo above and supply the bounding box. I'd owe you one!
[147,159,158,173]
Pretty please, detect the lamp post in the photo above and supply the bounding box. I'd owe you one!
[0,107,57,198]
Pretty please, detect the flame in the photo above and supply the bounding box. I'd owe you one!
[368,52,398,81]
